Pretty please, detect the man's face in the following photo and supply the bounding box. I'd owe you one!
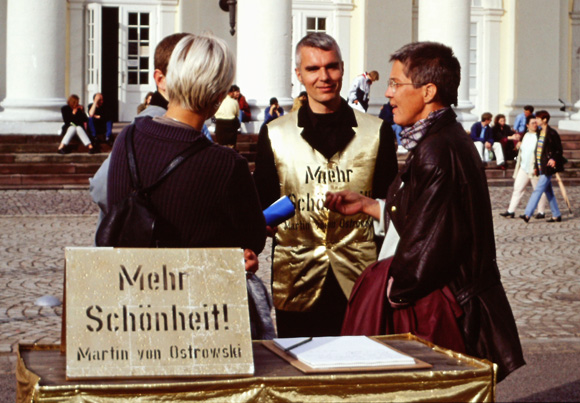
[232,90,240,100]
[482,119,491,127]
[385,61,427,127]
[524,110,531,118]
[527,120,538,132]
[295,46,343,113]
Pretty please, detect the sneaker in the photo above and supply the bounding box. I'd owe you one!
[499,211,514,218]
[397,145,408,154]
[534,212,545,219]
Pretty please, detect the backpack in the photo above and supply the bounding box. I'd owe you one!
[96,123,210,247]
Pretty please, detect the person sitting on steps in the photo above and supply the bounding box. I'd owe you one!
[57,94,95,154]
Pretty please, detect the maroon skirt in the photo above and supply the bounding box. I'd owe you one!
[341,257,466,354]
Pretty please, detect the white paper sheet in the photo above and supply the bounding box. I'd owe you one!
[273,336,416,369]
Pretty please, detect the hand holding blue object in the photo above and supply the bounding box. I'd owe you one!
[263,196,295,227]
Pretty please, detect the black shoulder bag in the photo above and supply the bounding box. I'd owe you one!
[96,124,210,247]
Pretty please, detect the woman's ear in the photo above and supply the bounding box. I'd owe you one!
[423,83,438,104]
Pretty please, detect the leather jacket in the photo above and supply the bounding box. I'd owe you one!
[536,125,564,176]
[385,108,525,381]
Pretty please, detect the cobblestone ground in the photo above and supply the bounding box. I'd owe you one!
[1,186,580,376]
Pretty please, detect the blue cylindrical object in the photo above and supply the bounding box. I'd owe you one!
[263,196,295,227]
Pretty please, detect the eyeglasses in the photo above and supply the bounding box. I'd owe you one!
[387,79,427,94]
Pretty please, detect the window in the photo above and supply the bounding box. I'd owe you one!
[87,8,97,86]
[127,12,150,85]
[306,17,326,33]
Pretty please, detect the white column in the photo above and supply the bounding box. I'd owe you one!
[477,2,503,117]
[418,0,477,128]
[0,0,66,134]
[237,0,292,133]
[559,5,580,131]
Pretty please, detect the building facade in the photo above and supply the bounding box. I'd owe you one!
[1,0,580,134]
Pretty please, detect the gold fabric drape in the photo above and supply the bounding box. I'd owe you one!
[17,334,496,402]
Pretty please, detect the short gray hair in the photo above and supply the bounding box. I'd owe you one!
[166,34,235,113]
[295,33,342,69]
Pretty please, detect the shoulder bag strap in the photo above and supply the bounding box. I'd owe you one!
[142,137,212,194]
[124,124,141,191]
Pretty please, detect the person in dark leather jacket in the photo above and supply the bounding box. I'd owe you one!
[325,41,525,382]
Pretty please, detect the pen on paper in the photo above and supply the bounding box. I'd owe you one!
[284,337,313,353]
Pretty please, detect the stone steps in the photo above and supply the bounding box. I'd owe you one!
[0,123,258,189]
[1,127,580,188]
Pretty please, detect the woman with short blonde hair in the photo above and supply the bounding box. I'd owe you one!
[166,34,235,115]
[107,33,266,254]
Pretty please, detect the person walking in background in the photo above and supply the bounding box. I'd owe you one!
[253,33,397,338]
[57,94,95,154]
[521,110,564,223]
[471,112,506,169]
[263,97,284,125]
[500,115,547,218]
[88,93,114,146]
[325,41,524,382]
[347,70,379,112]
[214,85,240,149]
[513,105,535,135]
[492,113,520,161]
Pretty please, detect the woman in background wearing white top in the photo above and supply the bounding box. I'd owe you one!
[499,115,547,218]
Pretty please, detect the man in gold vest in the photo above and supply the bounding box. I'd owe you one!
[253,33,398,337]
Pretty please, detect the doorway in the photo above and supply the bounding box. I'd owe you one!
[85,3,156,122]
[102,7,119,122]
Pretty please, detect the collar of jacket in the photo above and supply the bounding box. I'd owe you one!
[424,107,457,136]
[150,91,169,110]
[399,107,458,180]
[297,98,357,129]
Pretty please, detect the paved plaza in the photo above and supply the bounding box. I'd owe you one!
[1,186,580,401]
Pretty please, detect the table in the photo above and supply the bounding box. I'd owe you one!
[16,333,496,402]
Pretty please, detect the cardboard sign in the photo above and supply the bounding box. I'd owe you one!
[65,247,254,379]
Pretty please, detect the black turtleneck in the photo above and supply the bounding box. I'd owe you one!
[253,99,397,209]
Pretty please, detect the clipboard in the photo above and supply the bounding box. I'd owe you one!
[262,336,432,374]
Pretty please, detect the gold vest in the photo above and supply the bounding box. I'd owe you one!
[268,109,382,311]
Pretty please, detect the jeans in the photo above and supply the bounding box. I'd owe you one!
[524,174,561,218]
[88,117,113,140]
[507,167,547,214]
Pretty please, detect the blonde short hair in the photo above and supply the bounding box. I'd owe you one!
[166,34,235,113]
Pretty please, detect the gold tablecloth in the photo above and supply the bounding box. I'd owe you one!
[17,334,496,402]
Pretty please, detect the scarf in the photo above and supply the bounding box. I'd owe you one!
[400,107,449,151]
